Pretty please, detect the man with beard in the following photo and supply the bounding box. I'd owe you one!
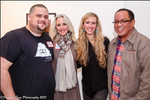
[0,4,55,100]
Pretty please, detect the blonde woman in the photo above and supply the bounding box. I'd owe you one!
[76,12,110,100]
[49,14,81,100]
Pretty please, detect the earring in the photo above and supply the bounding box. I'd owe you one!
[83,29,85,32]
[95,29,97,33]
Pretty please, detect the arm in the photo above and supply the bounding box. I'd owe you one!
[137,40,150,100]
[1,57,19,100]
[76,60,82,68]
[104,37,110,54]
[52,60,55,71]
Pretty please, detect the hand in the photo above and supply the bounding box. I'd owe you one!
[5,96,20,100]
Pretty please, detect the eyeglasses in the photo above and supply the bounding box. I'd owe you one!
[112,19,132,25]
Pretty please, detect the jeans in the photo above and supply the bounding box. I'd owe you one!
[83,89,108,100]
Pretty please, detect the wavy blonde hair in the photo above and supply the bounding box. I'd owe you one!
[76,12,107,68]
[49,14,76,42]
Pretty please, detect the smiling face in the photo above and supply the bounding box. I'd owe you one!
[114,10,135,42]
[82,16,97,35]
[56,17,69,36]
[28,7,49,32]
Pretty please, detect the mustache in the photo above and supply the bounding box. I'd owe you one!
[38,21,46,25]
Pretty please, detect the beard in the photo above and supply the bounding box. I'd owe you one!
[37,25,47,31]
[29,20,48,33]
[37,21,48,31]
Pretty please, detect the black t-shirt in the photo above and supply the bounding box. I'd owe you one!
[77,37,110,97]
[0,27,55,100]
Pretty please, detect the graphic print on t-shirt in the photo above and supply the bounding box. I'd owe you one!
[35,42,51,57]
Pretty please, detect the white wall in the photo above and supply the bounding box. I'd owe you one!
[1,1,125,39]
[1,1,150,100]
[124,1,150,38]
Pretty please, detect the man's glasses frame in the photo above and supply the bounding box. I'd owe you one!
[112,19,132,25]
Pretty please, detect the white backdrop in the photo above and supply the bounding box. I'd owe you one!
[1,1,150,100]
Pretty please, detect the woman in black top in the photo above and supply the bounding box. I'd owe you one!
[76,12,110,100]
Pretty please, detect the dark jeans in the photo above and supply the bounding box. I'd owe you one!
[83,89,108,100]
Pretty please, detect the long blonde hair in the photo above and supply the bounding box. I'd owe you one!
[76,12,107,68]
[49,14,76,42]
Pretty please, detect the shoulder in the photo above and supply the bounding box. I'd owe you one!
[128,28,149,46]
[42,32,53,40]
[137,32,149,42]
[131,29,150,47]
[71,41,76,46]
[1,27,25,40]
[104,36,109,42]
[70,42,76,50]
[136,32,150,50]
[110,37,118,44]
[10,27,26,34]
[104,36,110,46]
[6,27,28,38]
